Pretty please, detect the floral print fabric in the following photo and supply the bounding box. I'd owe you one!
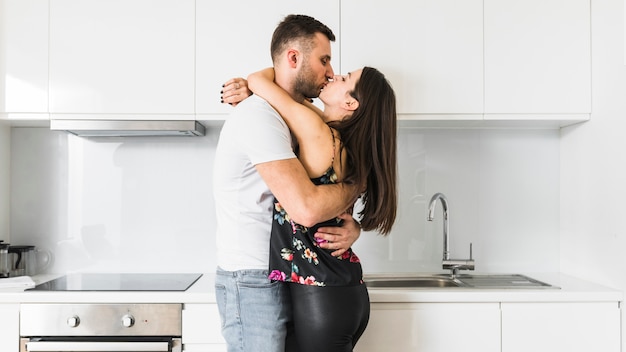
[268,166,364,287]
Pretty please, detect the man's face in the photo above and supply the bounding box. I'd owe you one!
[294,32,335,100]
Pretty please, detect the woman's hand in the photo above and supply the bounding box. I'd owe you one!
[221,77,252,106]
[314,212,361,257]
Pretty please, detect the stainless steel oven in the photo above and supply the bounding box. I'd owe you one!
[20,303,182,352]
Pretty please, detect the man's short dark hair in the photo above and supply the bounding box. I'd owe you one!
[270,14,335,63]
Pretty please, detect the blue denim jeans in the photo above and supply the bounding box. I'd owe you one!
[215,268,293,352]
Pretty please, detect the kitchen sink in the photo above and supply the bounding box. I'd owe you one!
[364,273,558,289]
[365,275,463,288]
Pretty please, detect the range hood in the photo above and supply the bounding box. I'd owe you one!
[50,119,206,137]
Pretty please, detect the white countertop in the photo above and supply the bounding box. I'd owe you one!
[365,273,624,303]
[0,272,622,304]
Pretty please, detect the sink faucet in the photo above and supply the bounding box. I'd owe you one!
[427,193,475,277]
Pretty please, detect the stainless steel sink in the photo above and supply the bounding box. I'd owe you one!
[364,273,558,289]
[456,274,556,289]
[365,275,464,288]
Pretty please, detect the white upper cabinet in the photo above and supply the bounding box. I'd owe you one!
[1,0,592,126]
[195,0,340,117]
[48,0,195,116]
[484,0,591,116]
[341,0,484,117]
[0,0,49,116]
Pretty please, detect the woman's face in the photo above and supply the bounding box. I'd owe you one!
[319,68,363,120]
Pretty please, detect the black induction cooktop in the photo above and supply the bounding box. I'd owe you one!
[29,273,203,291]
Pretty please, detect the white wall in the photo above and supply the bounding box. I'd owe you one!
[9,126,561,275]
[0,122,9,242]
[560,0,626,347]
[10,127,220,273]
[358,127,560,274]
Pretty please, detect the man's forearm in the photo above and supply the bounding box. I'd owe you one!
[256,158,358,226]
[297,183,357,225]
[276,180,357,226]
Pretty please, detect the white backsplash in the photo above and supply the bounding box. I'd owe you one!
[9,126,560,274]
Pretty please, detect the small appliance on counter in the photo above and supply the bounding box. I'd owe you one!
[0,241,9,278]
[29,272,203,291]
[8,245,36,277]
[0,244,51,278]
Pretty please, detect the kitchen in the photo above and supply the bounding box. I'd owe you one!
[0,0,625,351]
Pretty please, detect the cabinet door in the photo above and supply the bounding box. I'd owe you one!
[195,0,340,117]
[484,0,591,115]
[0,304,20,352]
[0,0,49,115]
[182,304,225,346]
[49,0,195,115]
[355,303,500,352]
[341,0,483,116]
[501,302,620,352]
[182,344,226,352]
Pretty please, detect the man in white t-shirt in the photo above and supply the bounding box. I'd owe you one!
[213,14,361,352]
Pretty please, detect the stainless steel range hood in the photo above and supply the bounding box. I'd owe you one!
[50,119,206,137]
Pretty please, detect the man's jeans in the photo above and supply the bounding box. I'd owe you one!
[215,268,293,352]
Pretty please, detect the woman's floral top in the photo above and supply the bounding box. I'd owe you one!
[268,155,364,287]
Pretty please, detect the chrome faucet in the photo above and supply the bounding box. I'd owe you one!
[427,193,475,277]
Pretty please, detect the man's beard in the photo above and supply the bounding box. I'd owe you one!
[294,64,322,100]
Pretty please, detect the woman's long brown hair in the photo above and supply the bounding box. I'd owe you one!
[330,67,398,235]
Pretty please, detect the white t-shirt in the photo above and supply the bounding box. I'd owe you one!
[213,94,296,271]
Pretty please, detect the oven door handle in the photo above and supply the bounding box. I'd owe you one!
[25,341,170,351]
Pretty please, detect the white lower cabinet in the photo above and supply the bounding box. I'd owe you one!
[182,345,226,352]
[0,303,20,352]
[181,301,621,352]
[355,301,621,352]
[3,300,620,351]
[182,302,503,352]
[355,302,501,352]
[501,302,621,352]
[182,304,226,352]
